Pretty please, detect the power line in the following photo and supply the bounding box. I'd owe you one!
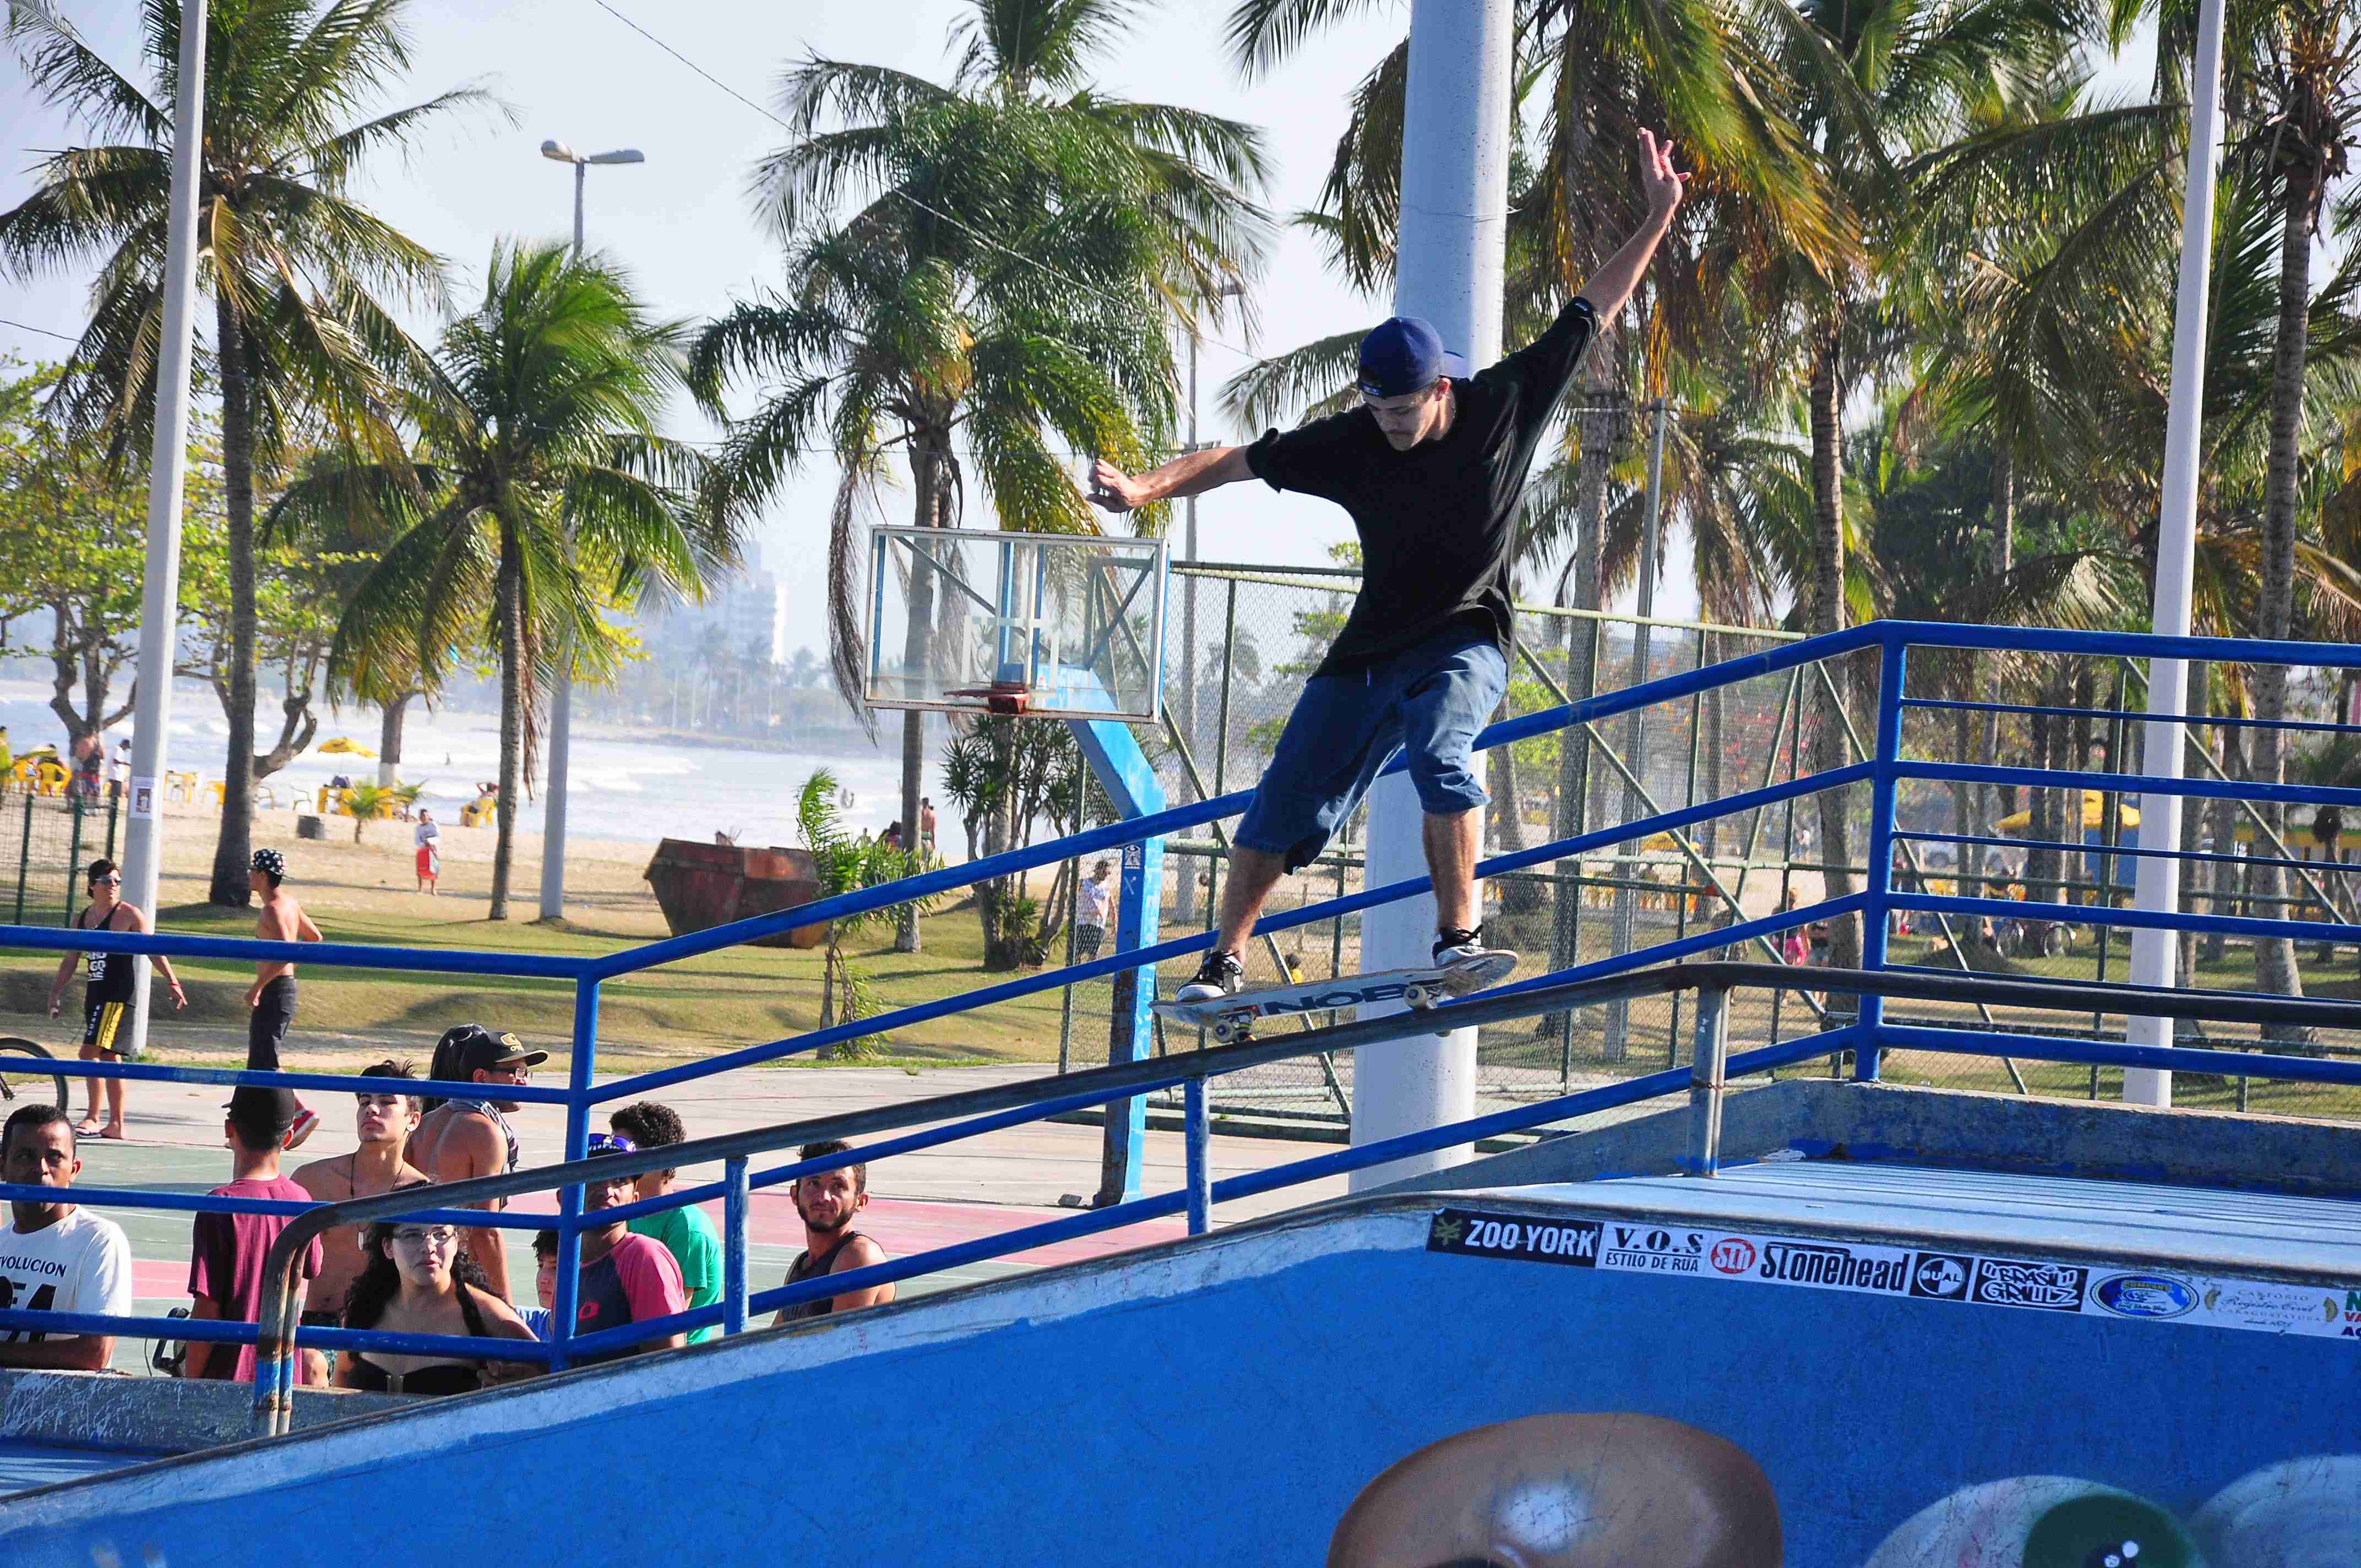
[586,0,1258,362]
[0,317,82,344]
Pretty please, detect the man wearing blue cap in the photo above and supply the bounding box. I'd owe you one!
[1091,131,1687,1001]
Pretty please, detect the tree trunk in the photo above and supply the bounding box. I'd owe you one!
[377,690,418,787]
[2250,155,2316,1032]
[2207,724,2244,963]
[207,298,260,907]
[491,549,526,921]
[895,438,947,955]
[1971,447,2016,897]
[1807,325,1858,973]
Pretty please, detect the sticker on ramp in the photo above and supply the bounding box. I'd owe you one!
[1426,1208,1601,1268]
[1425,1208,2361,1347]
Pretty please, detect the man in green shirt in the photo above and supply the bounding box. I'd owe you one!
[608,1101,722,1344]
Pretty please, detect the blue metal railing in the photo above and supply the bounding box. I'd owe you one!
[7,618,2361,1416]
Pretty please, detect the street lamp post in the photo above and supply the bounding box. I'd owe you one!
[1177,282,1244,923]
[104,0,208,1067]
[535,138,644,923]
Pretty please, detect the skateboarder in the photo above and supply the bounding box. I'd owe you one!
[1090,131,1687,1004]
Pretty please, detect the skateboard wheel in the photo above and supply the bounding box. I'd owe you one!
[1405,983,1432,1009]
[1212,1021,1237,1044]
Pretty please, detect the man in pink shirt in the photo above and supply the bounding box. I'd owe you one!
[184,1088,323,1381]
[567,1133,687,1363]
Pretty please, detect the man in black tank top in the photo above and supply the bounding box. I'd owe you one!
[774,1138,895,1326]
[44,859,186,1139]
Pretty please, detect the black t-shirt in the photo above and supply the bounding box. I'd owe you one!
[1244,297,1599,677]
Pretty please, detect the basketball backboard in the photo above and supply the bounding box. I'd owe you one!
[864,526,1166,722]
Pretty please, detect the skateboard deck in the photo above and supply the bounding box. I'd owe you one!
[1153,953,1517,1044]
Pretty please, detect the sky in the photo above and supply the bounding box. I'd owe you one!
[2,1,2166,657]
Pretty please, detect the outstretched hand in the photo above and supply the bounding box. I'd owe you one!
[1088,458,1143,514]
[1638,128,1687,226]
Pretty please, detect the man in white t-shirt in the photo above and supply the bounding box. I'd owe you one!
[1074,859,1113,961]
[0,1103,133,1371]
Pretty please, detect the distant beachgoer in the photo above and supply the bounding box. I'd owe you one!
[1778,890,1809,966]
[919,797,937,853]
[46,858,186,1140]
[247,850,324,1150]
[414,810,441,895]
[1075,860,1112,960]
[880,822,904,853]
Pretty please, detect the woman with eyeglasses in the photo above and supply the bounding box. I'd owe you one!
[336,1183,540,1395]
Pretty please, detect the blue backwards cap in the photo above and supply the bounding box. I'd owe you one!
[1357,316,1469,399]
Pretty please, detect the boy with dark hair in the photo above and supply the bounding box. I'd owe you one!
[45,857,186,1140]
[523,1229,558,1341]
[571,1135,687,1361]
[184,1087,324,1381]
[0,1104,133,1370]
[774,1139,894,1325]
[407,1025,545,1303]
[608,1101,722,1346]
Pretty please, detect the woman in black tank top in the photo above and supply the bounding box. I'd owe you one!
[335,1185,541,1394]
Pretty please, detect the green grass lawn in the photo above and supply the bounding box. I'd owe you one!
[0,896,1084,1071]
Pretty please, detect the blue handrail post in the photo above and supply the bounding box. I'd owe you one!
[550,973,601,1371]
[1857,635,1908,1081]
[1071,718,1167,1206]
[724,1155,750,1335]
[1183,1077,1211,1235]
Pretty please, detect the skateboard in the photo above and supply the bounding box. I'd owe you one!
[1153,952,1518,1044]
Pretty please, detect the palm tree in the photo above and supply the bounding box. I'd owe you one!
[279,240,741,918]
[0,0,501,906]
[691,0,1272,955]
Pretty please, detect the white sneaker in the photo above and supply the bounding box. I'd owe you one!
[1176,950,1245,1003]
[1432,929,1517,976]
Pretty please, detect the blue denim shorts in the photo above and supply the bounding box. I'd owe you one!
[1234,624,1509,873]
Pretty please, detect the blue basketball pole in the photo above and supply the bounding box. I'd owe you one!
[1072,719,1166,1205]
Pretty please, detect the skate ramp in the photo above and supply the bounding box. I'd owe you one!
[3,1161,2357,1566]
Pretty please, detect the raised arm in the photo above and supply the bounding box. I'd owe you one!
[1087,446,1253,515]
[1572,129,1688,325]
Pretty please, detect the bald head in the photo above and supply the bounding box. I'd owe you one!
[1328,1413,1781,1568]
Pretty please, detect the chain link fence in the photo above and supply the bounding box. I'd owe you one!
[1029,554,1852,1124]
[1883,646,2361,1120]
[0,790,123,928]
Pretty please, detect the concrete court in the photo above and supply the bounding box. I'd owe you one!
[40,1063,1354,1374]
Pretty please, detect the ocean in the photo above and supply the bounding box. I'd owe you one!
[0,679,947,850]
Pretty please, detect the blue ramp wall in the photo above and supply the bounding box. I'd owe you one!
[7,1194,2356,1566]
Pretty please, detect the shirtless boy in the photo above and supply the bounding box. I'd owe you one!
[246,849,324,1148]
[292,1060,430,1382]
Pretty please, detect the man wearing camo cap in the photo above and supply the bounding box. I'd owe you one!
[246,848,325,1148]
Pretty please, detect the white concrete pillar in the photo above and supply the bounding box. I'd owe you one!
[1350,0,1515,1191]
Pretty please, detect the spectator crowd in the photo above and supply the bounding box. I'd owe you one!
[1,863,903,1391]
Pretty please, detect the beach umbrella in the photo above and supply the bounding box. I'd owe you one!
[1994,791,2141,835]
[317,737,377,758]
